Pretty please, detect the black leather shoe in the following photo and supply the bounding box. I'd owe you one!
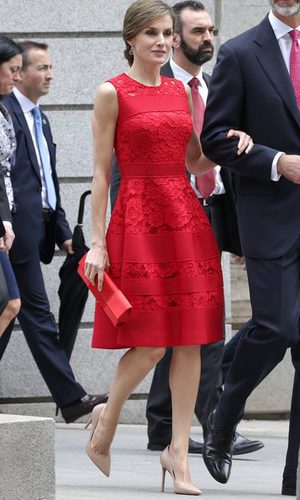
[202,410,235,484]
[61,393,109,423]
[147,437,203,453]
[187,438,203,453]
[232,432,264,455]
[281,477,296,496]
[148,432,263,456]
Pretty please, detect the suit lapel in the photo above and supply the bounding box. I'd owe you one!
[9,94,42,180]
[161,61,174,78]
[203,72,210,86]
[254,16,300,128]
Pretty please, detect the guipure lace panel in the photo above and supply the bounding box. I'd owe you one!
[109,177,210,234]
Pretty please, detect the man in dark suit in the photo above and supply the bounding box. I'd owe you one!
[0,41,108,423]
[110,0,263,457]
[201,1,300,495]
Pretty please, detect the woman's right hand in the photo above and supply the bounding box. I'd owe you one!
[84,244,110,291]
[0,222,15,251]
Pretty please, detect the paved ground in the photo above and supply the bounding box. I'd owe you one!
[55,420,292,499]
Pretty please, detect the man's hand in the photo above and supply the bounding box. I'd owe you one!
[62,239,74,255]
[277,154,300,184]
[0,222,15,251]
[231,254,246,270]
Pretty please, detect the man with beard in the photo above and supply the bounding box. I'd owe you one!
[201,0,300,495]
[110,0,263,458]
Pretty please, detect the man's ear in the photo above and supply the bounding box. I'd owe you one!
[173,33,181,49]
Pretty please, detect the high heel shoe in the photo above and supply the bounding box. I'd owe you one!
[160,446,201,495]
[85,403,111,477]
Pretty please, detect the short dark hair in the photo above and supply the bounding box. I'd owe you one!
[0,36,23,66]
[172,1,205,34]
[18,41,49,69]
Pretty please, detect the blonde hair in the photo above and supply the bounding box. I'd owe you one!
[123,0,175,66]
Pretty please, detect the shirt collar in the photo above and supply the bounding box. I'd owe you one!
[169,58,204,86]
[268,10,300,39]
[13,87,39,113]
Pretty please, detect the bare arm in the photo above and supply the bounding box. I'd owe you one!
[184,84,253,176]
[84,82,118,289]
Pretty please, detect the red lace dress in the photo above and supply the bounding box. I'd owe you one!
[92,73,223,349]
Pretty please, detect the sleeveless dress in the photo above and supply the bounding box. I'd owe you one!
[92,73,224,349]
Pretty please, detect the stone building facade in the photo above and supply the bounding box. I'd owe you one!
[0,0,293,421]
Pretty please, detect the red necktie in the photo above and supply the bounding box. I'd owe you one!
[188,77,216,199]
[289,29,300,112]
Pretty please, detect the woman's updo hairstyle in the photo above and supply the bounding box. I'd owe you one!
[123,0,175,66]
[0,36,23,66]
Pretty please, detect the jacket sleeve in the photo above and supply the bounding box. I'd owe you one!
[201,43,278,183]
[42,112,72,246]
[0,169,12,222]
[56,201,72,246]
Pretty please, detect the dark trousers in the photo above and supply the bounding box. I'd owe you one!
[221,321,249,383]
[0,252,85,407]
[146,198,228,443]
[217,234,300,428]
[284,368,300,480]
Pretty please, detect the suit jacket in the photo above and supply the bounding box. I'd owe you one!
[201,15,300,259]
[3,93,72,264]
[110,62,242,256]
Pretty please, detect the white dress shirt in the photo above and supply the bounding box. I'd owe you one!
[268,11,300,180]
[269,10,300,71]
[13,87,51,208]
[170,58,225,198]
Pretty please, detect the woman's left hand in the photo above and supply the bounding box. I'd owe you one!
[227,129,254,155]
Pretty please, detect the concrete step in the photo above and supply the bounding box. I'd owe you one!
[0,414,55,500]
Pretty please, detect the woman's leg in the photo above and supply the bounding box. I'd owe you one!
[0,298,20,336]
[169,345,201,481]
[91,346,166,453]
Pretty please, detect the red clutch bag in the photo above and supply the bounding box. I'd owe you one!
[78,254,132,327]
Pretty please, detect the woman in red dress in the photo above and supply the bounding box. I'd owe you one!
[84,0,253,494]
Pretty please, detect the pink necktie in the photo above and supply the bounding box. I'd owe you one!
[289,29,300,112]
[188,77,216,199]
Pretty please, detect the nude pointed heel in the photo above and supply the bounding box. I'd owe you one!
[161,464,167,492]
[85,403,111,477]
[160,446,201,495]
[85,416,92,429]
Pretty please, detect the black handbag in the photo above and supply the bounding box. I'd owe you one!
[0,259,9,315]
